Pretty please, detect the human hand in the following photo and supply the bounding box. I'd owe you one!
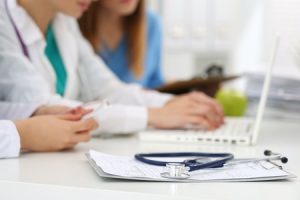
[15,114,98,152]
[148,91,224,130]
[33,105,93,118]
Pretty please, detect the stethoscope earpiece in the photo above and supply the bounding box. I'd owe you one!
[281,157,288,164]
[264,149,288,164]
[264,149,272,156]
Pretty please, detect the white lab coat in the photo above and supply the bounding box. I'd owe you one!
[0,102,39,120]
[0,102,39,158]
[0,101,39,159]
[0,0,172,134]
[0,120,20,158]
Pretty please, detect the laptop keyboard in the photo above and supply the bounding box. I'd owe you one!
[139,118,254,145]
[206,118,253,136]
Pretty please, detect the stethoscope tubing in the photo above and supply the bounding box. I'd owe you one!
[5,0,31,59]
[135,152,234,172]
[224,155,281,166]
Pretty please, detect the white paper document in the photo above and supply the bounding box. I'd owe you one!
[88,150,294,182]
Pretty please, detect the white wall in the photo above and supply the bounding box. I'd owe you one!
[264,0,300,79]
[147,0,300,81]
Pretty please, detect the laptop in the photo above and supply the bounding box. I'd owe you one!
[139,37,280,146]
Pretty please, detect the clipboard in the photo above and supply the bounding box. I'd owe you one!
[86,151,296,183]
[156,75,240,96]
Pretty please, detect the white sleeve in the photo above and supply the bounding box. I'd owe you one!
[0,121,20,159]
[0,21,147,134]
[0,15,164,134]
[90,104,148,135]
[0,103,40,120]
[103,84,173,107]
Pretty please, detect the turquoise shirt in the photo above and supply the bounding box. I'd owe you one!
[98,11,164,89]
[45,24,67,96]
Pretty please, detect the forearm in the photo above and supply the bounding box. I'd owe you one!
[148,108,162,128]
[14,119,33,151]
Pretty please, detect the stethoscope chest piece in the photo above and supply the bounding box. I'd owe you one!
[160,163,190,180]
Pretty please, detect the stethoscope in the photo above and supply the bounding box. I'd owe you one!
[5,0,99,60]
[4,0,30,59]
[135,150,288,179]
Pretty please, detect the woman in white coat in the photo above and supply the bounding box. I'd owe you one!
[0,0,224,134]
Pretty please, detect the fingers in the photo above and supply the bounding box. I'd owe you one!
[188,92,224,124]
[204,112,221,129]
[52,106,73,114]
[58,114,82,121]
[190,92,223,115]
[186,107,219,129]
[68,107,93,116]
[62,133,92,150]
[72,133,92,143]
[34,105,71,116]
[64,125,95,149]
[83,108,93,115]
[66,133,91,149]
[190,92,221,110]
[185,99,223,128]
[59,118,98,149]
[68,107,82,114]
[71,118,98,133]
[182,92,224,130]
[185,116,214,130]
[161,94,224,130]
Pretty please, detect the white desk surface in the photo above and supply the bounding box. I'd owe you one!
[0,120,299,200]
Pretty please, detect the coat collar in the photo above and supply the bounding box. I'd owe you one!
[8,0,44,47]
[7,0,79,99]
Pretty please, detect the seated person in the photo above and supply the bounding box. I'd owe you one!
[0,0,223,136]
[79,0,164,89]
[0,103,97,159]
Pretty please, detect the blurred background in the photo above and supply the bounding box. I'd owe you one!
[147,0,300,81]
[146,0,300,120]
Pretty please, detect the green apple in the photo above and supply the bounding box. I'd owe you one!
[215,89,248,117]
